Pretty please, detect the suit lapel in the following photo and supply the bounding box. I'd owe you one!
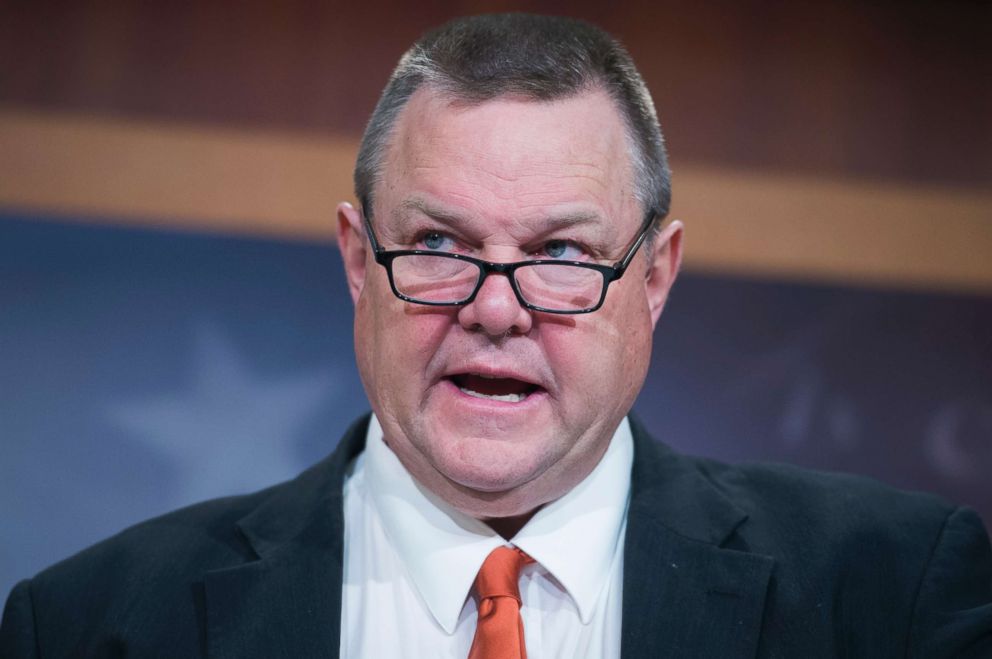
[621,419,774,659]
[203,416,369,659]
[201,414,772,657]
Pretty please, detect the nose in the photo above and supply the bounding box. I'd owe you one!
[457,271,533,336]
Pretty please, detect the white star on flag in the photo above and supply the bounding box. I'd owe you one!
[108,322,337,506]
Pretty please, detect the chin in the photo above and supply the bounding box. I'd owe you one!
[446,465,532,494]
[433,438,550,495]
[446,476,549,520]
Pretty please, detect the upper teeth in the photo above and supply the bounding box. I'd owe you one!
[459,387,527,403]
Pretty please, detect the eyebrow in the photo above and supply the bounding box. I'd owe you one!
[393,198,467,228]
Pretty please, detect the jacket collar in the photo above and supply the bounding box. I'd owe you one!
[201,414,773,658]
[203,415,368,659]
[620,416,773,659]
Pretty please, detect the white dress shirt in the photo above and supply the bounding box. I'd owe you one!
[341,414,633,658]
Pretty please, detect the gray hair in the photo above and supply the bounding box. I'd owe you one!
[354,14,671,229]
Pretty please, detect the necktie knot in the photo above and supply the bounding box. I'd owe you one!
[468,546,534,659]
[475,546,532,603]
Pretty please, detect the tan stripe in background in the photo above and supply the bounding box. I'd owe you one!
[2,108,991,293]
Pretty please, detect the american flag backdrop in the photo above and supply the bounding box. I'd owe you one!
[2,0,990,605]
[3,211,989,598]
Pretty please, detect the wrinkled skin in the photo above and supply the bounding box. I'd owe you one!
[337,87,682,527]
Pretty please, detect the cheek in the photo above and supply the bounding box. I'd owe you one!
[539,286,653,403]
[355,281,406,407]
[352,292,380,399]
[357,281,453,404]
[612,284,654,373]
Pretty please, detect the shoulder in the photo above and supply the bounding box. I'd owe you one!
[35,488,268,590]
[1,415,367,656]
[631,430,992,656]
[705,456,956,541]
[630,421,992,655]
[24,414,368,598]
[6,490,266,653]
[1,446,343,657]
[662,446,972,573]
[630,417,962,551]
[0,491,256,657]
[709,461,992,657]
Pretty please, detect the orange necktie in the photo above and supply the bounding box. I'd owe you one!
[468,546,534,659]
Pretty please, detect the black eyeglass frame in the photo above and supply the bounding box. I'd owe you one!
[361,198,658,315]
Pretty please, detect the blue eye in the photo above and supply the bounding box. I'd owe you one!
[542,240,582,260]
[421,231,451,251]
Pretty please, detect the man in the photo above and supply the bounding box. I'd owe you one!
[2,13,990,659]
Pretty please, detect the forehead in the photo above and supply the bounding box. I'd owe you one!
[379,86,638,236]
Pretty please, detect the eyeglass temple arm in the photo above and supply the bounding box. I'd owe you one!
[360,197,384,253]
[612,210,658,276]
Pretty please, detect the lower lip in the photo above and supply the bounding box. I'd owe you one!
[437,378,548,411]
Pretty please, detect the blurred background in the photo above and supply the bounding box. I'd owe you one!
[1,0,990,597]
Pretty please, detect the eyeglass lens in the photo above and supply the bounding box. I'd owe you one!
[390,255,603,311]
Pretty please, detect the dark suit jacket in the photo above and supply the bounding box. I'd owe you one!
[2,415,991,658]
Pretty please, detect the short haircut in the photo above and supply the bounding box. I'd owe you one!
[354,13,671,230]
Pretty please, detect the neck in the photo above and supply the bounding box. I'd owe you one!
[484,509,539,540]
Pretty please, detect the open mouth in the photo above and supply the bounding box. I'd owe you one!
[448,373,541,403]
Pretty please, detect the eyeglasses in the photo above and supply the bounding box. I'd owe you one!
[361,199,657,315]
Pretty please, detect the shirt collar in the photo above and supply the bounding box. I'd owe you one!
[362,413,633,632]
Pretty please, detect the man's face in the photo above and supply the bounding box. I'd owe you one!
[338,87,681,519]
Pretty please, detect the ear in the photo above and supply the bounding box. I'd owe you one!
[644,219,684,328]
[336,201,369,305]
